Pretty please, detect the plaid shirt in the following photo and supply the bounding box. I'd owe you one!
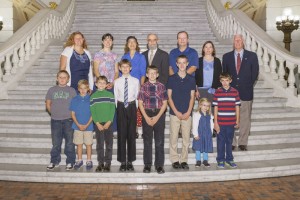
[138,81,168,109]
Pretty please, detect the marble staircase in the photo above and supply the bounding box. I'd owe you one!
[0,0,300,183]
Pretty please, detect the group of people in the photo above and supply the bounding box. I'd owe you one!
[45,30,259,174]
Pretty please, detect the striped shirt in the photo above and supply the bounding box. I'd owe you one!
[212,87,241,126]
[90,90,115,123]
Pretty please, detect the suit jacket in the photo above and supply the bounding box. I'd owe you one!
[142,48,169,85]
[222,49,259,101]
[195,57,222,89]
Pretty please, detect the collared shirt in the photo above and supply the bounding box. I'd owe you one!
[167,73,196,116]
[169,46,199,76]
[69,94,93,131]
[212,87,241,126]
[234,49,244,69]
[148,48,158,62]
[121,52,146,81]
[114,75,140,107]
[138,81,168,109]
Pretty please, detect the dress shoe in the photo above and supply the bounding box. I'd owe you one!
[238,145,247,151]
[156,166,165,174]
[103,163,111,172]
[232,145,236,151]
[127,162,134,171]
[172,161,181,169]
[119,163,126,172]
[136,132,139,139]
[181,162,189,169]
[143,165,151,173]
[95,163,104,172]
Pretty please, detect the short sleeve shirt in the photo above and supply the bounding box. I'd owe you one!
[94,51,119,83]
[45,85,76,120]
[167,73,196,115]
[69,94,93,131]
[121,52,146,81]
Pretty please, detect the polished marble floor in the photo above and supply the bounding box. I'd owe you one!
[0,175,300,199]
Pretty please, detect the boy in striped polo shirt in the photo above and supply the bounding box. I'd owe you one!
[213,72,240,168]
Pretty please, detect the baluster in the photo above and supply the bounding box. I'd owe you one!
[4,54,12,77]
[286,61,297,96]
[41,22,46,43]
[237,22,242,35]
[269,53,278,79]
[31,32,36,55]
[233,20,237,35]
[256,43,263,66]
[25,37,31,61]
[36,28,41,49]
[263,47,270,72]
[19,42,25,67]
[251,37,257,53]
[245,32,251,50]
[241,27,246,42]
[277,57,286,88]
[53,16,57,38]
[11,48,19,74]
[45,18,49,40]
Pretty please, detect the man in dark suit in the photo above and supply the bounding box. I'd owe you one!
[143,33,169,85]
[222,34,259,151]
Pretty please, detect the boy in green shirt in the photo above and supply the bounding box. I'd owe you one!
[90,76,115,172]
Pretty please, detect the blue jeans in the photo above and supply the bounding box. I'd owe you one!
[216,125,234,163]
[50,118,75,165]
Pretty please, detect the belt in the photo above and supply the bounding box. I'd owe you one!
[145,108,160,112]
[117,101,135,105]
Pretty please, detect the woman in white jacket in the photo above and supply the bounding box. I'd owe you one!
[60,31,94,92]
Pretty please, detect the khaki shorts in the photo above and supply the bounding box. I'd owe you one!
[73,130,93,145]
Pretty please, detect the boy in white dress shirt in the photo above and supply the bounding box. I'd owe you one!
[114,59,140,172]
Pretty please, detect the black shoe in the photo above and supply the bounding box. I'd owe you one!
[136,132,139,139]
[238,145,247,151]
[127,162,134,171]
[181,162,189,169]
[232,145,236,151]
[212,129,217,138]
[195,161,201,168]
[203,160,211,168]
[103,163,111,172]
[172,161,181,169]
[95,163,104,172]
[119,163,126,172]
[156,166,165,174]
[143,165,151,173]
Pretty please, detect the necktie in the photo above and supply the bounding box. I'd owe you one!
[124,78,128,108]
[237,53,241,74]
[149,50,154,65]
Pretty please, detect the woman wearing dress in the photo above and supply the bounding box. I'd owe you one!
[60,31,94,92]
[121,36,147,138]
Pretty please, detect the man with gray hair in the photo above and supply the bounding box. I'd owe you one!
[142,33,169,85]
[222,34,259,151]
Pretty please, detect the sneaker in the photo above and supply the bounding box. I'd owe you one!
[225,161,237,168]
[86,161,93,170]
[217,162,225,168]
[65,163,73,171]
[203,160,211,168]
[74,160,83,170]
[46,163,59,170]
[195,161,201,168]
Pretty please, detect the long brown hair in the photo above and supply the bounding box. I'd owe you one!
[201,41,216,56]
[124,36,140,53]
[64,31,88,49]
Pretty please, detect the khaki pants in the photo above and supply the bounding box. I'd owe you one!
[169,115,192,163]
[233,100,253,146]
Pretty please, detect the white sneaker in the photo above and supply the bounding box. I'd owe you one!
[46,163,59,170]
[65,163,73,171]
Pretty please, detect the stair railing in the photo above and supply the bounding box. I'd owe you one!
[206,0,300,107]
[0,0,75,99]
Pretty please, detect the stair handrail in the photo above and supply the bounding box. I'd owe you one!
[206,0,300,107]
[0,0,75,99]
